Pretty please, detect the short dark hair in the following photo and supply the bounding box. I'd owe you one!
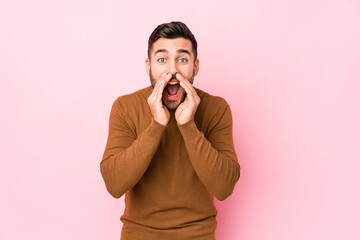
[148,21,198,60]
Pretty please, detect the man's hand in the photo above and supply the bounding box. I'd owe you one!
[175,73,200,125]
[147,72,172,126]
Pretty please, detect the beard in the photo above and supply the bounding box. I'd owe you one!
[149,69,195,110]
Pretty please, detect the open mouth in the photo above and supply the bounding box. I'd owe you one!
[164,81,180,97]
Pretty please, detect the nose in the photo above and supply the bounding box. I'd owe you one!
[167,59,178,75]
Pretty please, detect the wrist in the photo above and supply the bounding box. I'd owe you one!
[154,117,168,126]
[176,117,194,126]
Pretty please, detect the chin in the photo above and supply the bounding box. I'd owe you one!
[163,99,180,110]
[163,92,186,110]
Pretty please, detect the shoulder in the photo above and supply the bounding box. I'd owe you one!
[194,88,233,135]
[195,88,231,128]
[112,86,152,110]
[115,86,151,105]
[195,87,230,113]
[108,86,152,123]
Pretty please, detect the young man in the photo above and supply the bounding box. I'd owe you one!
[100,21,240,240]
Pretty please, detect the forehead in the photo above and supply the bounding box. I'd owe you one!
[151,38,193,56]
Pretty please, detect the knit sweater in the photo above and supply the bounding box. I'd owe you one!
[100,86,240,239]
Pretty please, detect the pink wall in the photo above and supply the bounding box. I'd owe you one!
[1,0,359,239]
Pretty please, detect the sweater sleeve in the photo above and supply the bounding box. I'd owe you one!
[177,102,240,201]
[100,98,166,198]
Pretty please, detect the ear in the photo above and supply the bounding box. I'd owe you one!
[194,58,199,76]
[145,58,150,76]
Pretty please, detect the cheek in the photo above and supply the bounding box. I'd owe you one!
[151,64,167,78]
[178,65,194,77]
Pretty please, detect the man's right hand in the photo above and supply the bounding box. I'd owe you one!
[147,72,171,126]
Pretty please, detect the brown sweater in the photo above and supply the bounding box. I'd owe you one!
[100,86,240,239]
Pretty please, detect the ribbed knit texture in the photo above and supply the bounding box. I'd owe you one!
[100,86,240,239]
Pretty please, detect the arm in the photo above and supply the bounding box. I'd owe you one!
[174,72,240,200]
[178,103,240,201]
[100,99,166,198]
[100,73,172,198]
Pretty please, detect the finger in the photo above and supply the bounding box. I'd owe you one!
[176,73,197,101]
[162,72,172,82]
[175,72,189,83]
[176,73,196,93]
[152,72,167,93]
[154,73,171,102]
[152,80,166,102]
[156,72,172,95]
[179,81,196,103]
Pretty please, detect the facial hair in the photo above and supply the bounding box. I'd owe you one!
[149,68,195,110]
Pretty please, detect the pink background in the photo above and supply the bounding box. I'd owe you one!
[1,0,359,239]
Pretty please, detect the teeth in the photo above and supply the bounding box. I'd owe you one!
[168,82,178,85]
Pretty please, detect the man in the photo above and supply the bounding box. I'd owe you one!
[100,21,240,239]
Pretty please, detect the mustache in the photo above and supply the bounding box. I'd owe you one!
[170,73,178,80]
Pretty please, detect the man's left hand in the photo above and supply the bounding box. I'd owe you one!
[175,73,200,125]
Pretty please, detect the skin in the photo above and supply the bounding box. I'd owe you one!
[146,38,200,126]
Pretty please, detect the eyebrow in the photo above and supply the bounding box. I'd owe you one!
[154,49,168,55]
[177,49,191,55]
[154,49,192,56]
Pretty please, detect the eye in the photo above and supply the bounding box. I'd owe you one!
[179,58,188,63]
[158,58,166,63]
